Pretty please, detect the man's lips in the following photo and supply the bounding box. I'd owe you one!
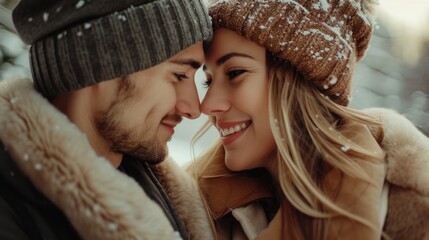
[161,121,178,128]
[160,113,182,135]
[161,121,179,135]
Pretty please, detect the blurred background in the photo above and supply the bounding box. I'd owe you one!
[1,0,428,165]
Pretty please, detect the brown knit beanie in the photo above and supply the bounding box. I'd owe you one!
[209,0,378,105]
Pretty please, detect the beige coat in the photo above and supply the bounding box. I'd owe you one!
[195,108,429,240]
[0,78,214,240]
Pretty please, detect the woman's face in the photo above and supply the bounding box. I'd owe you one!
[202,28,277,172]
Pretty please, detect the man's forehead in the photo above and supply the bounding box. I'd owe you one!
[170,43,204,64]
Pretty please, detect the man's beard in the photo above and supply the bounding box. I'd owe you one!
[95,77,167,164]
[96,103,168,164]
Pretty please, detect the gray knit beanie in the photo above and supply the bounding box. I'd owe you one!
[12,0,212,97]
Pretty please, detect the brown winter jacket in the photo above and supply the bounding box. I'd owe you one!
[193,108,429,240]
[0,78,214,240]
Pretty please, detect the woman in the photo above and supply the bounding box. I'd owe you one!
[190,0,429,239]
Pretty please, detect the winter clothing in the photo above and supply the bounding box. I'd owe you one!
[12,0,212,97]
[0,141,80,240]
[209,0,377,106]
[0,78,214,240]
[193,108,429,240]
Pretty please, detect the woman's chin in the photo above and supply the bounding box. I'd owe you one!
[224,158,244,172]
[224,155,253,172]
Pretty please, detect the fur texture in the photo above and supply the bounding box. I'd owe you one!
[0,78,214,240]
[365,108,429,240]
[151,160,214,239]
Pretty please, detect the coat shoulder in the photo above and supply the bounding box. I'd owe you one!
[364,107,429,195]
[364,108,429,239]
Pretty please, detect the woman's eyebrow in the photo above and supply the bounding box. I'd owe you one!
[203,52,255,72]
[215,52,255,66]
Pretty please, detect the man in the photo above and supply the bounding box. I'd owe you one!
[0,0,213,239]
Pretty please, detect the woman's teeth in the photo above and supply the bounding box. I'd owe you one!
[220,123,249,137]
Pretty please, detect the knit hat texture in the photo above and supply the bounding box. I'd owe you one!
[12,0,213,97]
[209,0,378,105]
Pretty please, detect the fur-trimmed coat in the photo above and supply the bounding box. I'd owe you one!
[0,78,214,240]
[193,108,429,240]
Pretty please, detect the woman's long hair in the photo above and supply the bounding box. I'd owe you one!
[266,52,384,239]
[191,51,384,240]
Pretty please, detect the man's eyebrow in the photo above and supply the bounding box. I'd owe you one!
[170,59,202,69]
[216,52,255,66]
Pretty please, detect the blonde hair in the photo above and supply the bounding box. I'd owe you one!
[191,52,384,239]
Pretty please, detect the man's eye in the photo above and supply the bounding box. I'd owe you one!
[227,69,246,80]
[174,73,189,82]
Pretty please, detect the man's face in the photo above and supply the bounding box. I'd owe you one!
[95,43,204,163]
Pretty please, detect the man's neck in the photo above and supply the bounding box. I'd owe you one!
[51,89,122,168]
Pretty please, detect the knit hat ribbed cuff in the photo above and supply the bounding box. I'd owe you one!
[30,0,212,97]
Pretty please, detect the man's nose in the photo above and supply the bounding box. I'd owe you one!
[176,82,201,119]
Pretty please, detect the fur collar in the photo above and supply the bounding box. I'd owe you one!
[364,108,429,195]
[0,78,213,240]
[365,108,429,239]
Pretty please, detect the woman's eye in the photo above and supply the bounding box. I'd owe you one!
[174,73,189,82]
[227,69,246,79]
[202,78,212,88]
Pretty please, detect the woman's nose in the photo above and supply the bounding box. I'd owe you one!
[201,87,230,116]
